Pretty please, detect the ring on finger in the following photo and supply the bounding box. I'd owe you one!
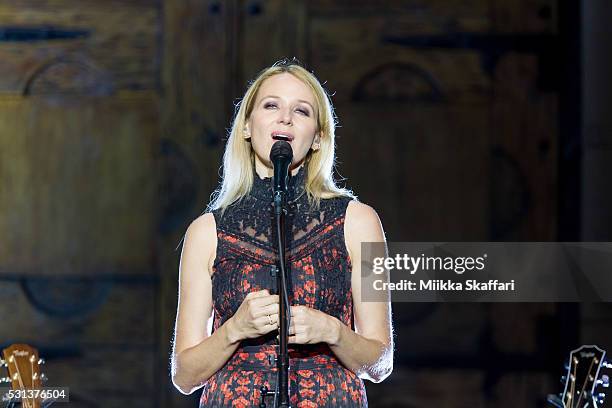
[267,314,273,325]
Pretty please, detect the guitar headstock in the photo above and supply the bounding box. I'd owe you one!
[548,344,610,408]
[1,343,47,408]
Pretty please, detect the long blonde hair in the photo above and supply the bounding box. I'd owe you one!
[208,59,355,212]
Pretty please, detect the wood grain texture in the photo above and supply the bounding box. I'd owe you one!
[0,280,155,345]
[365,368,485,407]
[0,1,159,94]
[0,278,156,406]
[241,0,307,84]
[491,0,557,33]
[491,53,558,240]
[0,93,159,276]
[43,347,156,407]
[159,0,228,405]
[336,104,489,241]
[309,17,491,104]
[308,0,490,33]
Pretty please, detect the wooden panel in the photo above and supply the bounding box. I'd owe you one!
[393,303,486,356]
[491,0,558,33]
[491,373,556,407]
[160,0,225,197]
[491,0,560,252]
[0,93,159,275]
[581,304,612,349]
[44,348,156,407]
[0,281,154,345]
[159,1,228,406]
[241,0,307,83]
[491,53,558,240]
[337,104,489,241]
[308,0,491,33]
[489,304,557,353]
[0,278,157,406]
[0,0,159,94]
[365,368,485,407]
[309,17,491,104]
[306,12,492,241]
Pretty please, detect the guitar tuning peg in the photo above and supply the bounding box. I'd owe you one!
[0,359,5,368]
[597,375,609,388]
[598,392,606,404]
[560,375,567,384]
[40,373,48,382]
[0,377,11,383]
[603,360,612,369]
[38,358,45,365]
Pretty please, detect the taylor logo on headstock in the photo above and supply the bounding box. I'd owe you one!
[548,345,610,408]
[1,344,48,408]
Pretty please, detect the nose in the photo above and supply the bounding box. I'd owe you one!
[278,107,292,125]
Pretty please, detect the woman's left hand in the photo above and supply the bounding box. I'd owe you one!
[287,305,339,345]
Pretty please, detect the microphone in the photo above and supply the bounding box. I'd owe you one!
[269,141,293,198]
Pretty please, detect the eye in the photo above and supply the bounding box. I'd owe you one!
[264,102,277,109]
[296,107,310,116]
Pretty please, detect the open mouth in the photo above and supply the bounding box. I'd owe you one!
[271,132,294,142]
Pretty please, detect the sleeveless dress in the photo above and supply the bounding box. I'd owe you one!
[200,165,368,407]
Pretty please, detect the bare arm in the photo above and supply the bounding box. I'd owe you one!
[326,201,394,383]
[170,213,241,394]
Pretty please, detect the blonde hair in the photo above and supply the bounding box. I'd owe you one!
[208,59,355,212]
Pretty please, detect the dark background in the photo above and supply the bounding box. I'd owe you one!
[1,0,611,407]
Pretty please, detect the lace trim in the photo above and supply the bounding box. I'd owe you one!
[249,163,307,203]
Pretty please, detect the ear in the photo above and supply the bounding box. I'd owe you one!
[312,132,322,151]
[243,122,251,139]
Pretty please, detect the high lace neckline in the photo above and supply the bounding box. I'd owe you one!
[250,164,307,203]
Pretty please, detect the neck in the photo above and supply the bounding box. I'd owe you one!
[249,159,308,203]
[254,158,306,180]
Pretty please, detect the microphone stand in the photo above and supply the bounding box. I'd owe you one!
[272,186,291,408]
[259,186,292,407]
[258,141,293,408]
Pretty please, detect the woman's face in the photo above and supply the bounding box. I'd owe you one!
[246,72,320,176]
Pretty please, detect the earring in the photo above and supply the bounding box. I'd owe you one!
[243,128,251,139]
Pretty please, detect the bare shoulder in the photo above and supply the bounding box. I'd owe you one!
[345,200,384,236]
[186,212,216,239]
[183,212,217,275]
[344,200,386,259]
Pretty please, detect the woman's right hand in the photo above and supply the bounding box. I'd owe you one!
[227,289,279,343]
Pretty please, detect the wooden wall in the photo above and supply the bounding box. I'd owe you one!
[1,1,604,407]
[0,0,160,406]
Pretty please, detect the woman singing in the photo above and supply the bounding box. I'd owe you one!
[171,59,394,407]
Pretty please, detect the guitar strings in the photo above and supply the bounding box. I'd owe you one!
[575,356,596,408]
[11,355,33,408]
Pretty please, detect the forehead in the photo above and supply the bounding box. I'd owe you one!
[257,73,315,103]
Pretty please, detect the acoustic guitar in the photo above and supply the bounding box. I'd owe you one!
[1,344,49,408]
[548,345,610,408]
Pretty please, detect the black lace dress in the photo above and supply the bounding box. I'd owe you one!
[199,165,368,407]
